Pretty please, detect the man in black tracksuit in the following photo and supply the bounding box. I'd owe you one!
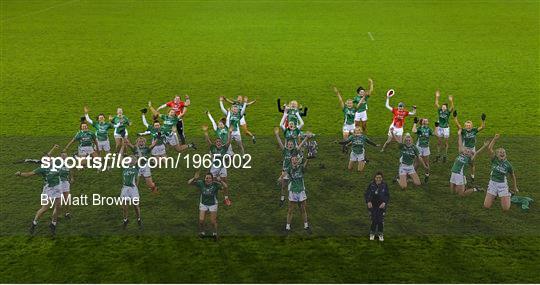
[364,172,389,241]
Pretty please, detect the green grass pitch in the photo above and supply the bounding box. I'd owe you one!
[1,0,539,283]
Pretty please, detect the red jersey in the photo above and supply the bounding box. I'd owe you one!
[166,101,186,116]
[391,107,409,128]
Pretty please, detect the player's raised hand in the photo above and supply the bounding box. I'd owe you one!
[219,96,224,101]
[435,90,440,98]
[413,117,419,124]
[453,110,458,117]
[84,106,89,113]
[202,125,208,132]
[494,133,500,140]
[148,101,152,107]
[448,95,453,101]
[244,96,248,103]
[274,127,280,134]
[481,113,486,121]
[224,196,232,206]
[386,89,394,97]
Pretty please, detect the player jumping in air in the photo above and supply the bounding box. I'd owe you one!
[332,86,366,152]
[123,137,158,194]
[16,144,62,236]
[224,96,257,144]
[434,91,454,162]
[220,97,247,155]
[275,127,311,207]
[202,125,232,185]
[285,155,311,234]
[277,99,307,128]
[118,144,142,229]
[338,127,379,173]
[149,101,196,153]
[63,122,99,167]
[207,110,233,155]
[453,110,486,182]
[390,130,428,190]
[111,108,131,154]
[280,106,305,146]
[483,134,519,211]
[380,90,417,152]
[352,78,374,132]
[449,130,489,197]
[188,171,231,241]
[411,117,433,183]
[84,106,114,156]
[156,95,190,144]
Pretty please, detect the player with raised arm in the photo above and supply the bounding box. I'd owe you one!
[280,106,305,146]
[15,144,62,236]
[332,86,366,152]
[390,130,427,190]
[188,171,231,241]
[111,108,131,154]
[63,122,99,165]
[450,130,489,197]
[352,78,373,131]
[207,110,233,155]
[285,155,311,234]
[202,125,232,184]
[149,101,196,153]
[156,95,190,144]
[275,127,310,207]
[220,96,247,155]
[118,143,143,229]
[84,106,114,156]
[225,96,257,144]
[453,110,486,181]
[380,90,417,152]
[123,137,158,194]
[411,117,433,183]
[483,134,518,211]
[434,91,454,162]
[277,99,307,128]
[338,127,379,173]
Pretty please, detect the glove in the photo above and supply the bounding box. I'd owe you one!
[412,105,417,109]
[413,117,418,124]
[224,197,232,206]
[453,110,458,117]
[435,122,440,127]
[140,108,148,114]
[481,113,486,121]
[80,116,86,123]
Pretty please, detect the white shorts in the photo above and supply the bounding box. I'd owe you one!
[139,165,151,178]
[487,180,511,197]
[42,185,61,199]
[349,150,365,162]
[210,166,227,178]
[240,116,247,126]
[288,190,307,202]
[227,144,234,155]
[165,133,178,146]
[151,144,166,156]
[417,145,430,157]
[354,111,368,122]
[97,140,111,152]
[78,146,94,157]
[114,129,128,139]
[399,164,416,175]
[120,185,140,201]
[231,130,241,141]
[342,123,355,133]
[60,180,70,193]
[199,203,218,212]
[388,124,404,137]
[450,172,467,186]
[436,127,450,138]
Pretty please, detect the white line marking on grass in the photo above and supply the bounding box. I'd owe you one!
[2,0,79,23]
[368,32,375,41]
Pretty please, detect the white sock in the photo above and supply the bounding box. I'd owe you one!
[280,196,285,201]
[286,224,291,230]
[32,220,37,225]
[304,222,309,229]
[51,221,57,226]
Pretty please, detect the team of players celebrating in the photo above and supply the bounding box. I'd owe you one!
[14,80,519,240]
